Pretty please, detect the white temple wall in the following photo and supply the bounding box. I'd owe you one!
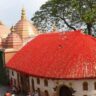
[29,76,96,96]
[29,77,55,96]
[9,70,96,96]
[9,69,18,86]
[9,69,17,79]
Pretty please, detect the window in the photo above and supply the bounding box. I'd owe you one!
[69,82,72,87]
[83,82,88,90]
[44,79,48,86]
[32,79,35,91]
[12,71,14,76]
[94,82,96,90]
[37,78,40,84]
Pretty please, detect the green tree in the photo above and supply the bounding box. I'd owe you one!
[0,51,9,85]
[72,0,96,35]
[32,0,96,35]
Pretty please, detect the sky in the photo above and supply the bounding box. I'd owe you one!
[0,0,48,27]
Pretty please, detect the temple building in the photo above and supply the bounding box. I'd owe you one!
[0,8,38,64]
[6,30,96,96]
[0,21,10,39]
[15,7,37,43]
[0,8,38,84]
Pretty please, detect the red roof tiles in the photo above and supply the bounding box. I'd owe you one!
[6,30,96,79]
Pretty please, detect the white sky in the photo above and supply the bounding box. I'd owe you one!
[0,0,48,27]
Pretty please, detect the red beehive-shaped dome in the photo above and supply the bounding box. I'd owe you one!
[6,30,96,79]
[5,26,22,49]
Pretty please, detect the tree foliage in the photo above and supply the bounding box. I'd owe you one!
[32,0,96,35]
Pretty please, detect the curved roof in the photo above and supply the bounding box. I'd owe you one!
[15,8,37,39]
[15,20,37,36]
[5,32,22,48]
[6,30,96,79]
[0,21,10,38]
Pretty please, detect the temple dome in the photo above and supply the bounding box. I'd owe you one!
[5,26,22,49]
[6,30,96,80]
[0,21,10,38]
[15,8,37,40]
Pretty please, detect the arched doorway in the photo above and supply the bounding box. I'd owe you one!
[59,85,72,96]
[44,90,49,96]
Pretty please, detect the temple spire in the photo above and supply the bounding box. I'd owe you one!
[21,7,26,20]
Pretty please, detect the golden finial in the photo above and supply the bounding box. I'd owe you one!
[52,21,57,32]
[21,7,26,20]
[11,26,15,32]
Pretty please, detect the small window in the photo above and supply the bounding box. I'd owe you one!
[44,79,48,86]
[37,78,40,84]
[83,82,88,90]
[12,71,14,76]
[32,79,35,91]
[94,82,96,90]
[69,82,72,87]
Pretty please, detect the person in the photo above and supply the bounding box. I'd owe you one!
[4,91,11,96]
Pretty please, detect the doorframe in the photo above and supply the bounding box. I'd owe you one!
[56,84,72,96]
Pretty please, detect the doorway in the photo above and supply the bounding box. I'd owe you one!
[20,74,30,93]
[59,85,72,96]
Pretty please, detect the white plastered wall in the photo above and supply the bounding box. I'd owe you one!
[9,70,96,96]
[9,69,18,86]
